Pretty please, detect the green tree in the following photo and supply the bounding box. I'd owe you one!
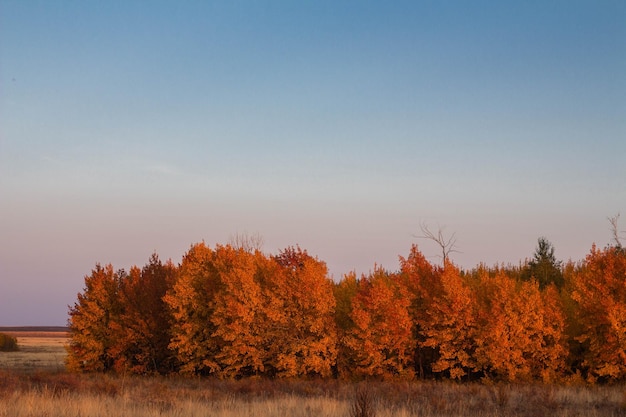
[522,237,564,289]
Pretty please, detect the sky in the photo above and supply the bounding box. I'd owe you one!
[1,1,625,326]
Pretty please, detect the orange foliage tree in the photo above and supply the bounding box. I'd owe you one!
[165,243,270,377]
[473,270,567,381]
[109,254,178,374]
[165,243,337,378]
[67,264,124,372]
[265,247,337,377]
[570,245,626,382]
[165,243,220,375]
[209,245,265,378]
[333,271,358,378]
[344,267,414,379]
[419,262,478,379]
[398,245,439,378]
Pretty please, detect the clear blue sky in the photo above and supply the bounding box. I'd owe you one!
[1,1,624,326]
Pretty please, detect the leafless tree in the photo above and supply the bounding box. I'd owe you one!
[228,231,264,253]
[414,222,460,265]
[608,213,625,248]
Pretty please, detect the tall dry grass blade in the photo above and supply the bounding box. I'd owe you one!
[349,386,376,417]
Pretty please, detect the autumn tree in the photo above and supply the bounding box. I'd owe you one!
[165,243,220,375]
[164,243,337,378]
[570,244,626,382]
[398,245,439,378]
[108,254,178,374]
[473,270,567,381]
[539,284,569,380]
[344,267,414,379]
[166,243,271,377]
[209,245,265,378]
[333,271,359,378]
[561,259,587,373]
[419,262,477,379]
[264,246,337,378]
[67,264,124,372]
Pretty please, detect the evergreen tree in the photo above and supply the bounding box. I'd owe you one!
[522,237,564,289]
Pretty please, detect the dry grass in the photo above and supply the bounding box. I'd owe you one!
[0,372,624,417]
[350,387,377,417]
[0,331,67,372]
[1,332,625,416]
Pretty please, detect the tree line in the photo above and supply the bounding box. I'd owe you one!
[67,238,626,383]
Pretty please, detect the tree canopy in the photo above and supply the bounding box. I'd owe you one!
[67,235,626,383]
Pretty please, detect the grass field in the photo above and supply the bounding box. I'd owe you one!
[1,330,625,416]
[0,329,67,372]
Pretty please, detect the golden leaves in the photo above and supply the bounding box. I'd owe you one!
[343,268,414,379]
[570,245,626,381]
[67,240,626,383]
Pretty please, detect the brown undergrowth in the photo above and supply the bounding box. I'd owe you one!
[1,370,625,416]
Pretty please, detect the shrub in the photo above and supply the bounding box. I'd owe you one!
[0,333,18,352]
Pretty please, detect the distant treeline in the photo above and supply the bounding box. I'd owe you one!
[67,239,626,383]
[0,327,69,333]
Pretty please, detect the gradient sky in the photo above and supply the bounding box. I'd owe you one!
[1,1,625,326]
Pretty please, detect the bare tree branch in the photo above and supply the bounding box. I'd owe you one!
[414,222,460,265]
[228,231,265,253]
[608,213,625,248]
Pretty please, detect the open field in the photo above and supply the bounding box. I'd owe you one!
[1,330,625,416]
[0,328,68,372]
